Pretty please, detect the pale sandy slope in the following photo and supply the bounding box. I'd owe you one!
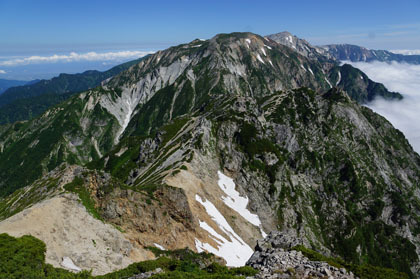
[0,193,151,275]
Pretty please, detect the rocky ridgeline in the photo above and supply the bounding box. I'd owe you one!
[246,231,357,279]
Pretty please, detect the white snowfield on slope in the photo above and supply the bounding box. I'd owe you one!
[195,194,254,267]
[217,171,266,237]
[194,171,267,266]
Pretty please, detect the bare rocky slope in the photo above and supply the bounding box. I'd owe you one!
[0,32,419,277]
[267,31,420,65]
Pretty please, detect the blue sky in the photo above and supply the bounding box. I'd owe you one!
[1,0,420,79]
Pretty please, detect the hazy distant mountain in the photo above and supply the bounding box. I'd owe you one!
[322,44,420,64]
[24,79,41,86]
[0,57,148,124]
[267,31,420,64]
[0,79,31,94]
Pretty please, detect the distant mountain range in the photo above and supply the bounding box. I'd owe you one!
[1,32,417,126]
[0,79,33,94]
[267,31,420,64]
[0,57,148,124]
[322,44,420,64]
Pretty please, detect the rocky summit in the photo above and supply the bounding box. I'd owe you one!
[0,31,419,278]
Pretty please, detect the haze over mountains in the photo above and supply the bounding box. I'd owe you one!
[0,57,148,124]
[0,79,31,94]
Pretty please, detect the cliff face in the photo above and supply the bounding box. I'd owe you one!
[0,32,418,277]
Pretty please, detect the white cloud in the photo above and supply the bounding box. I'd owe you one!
[346,61,420,153]
[0,70,6,74]
[390,49,420,55]
[0,50,154,66]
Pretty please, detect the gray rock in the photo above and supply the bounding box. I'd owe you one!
[246,231,357,279]
[129,268,163,279]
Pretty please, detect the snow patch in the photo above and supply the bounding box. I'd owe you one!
[308,67,314,76]
[217,171,260,226]
[115,147,128,157]
[61,257,82,272]
[256,54,265,64]
[264,44,272,50]
[261,48,267,57]
[336,71,341,86]
[245,39,251,49]
[217,171,267,237]
[268,60,274,67]
[325,77,332,88]
[154,243,166,250]
[195,194,254,267]
[92,138,102,158]
[300,64,307,72]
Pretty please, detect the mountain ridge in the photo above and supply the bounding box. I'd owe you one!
[267,31,420,64]
[0,79,31,94]
[0,57,149,124]
[0,31,419,277]
[322,43,420,64]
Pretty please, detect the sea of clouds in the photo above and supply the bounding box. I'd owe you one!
[345,61,420,153]
[0,50,155,80]
[0,50,154,67]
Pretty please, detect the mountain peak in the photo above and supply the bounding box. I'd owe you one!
[266,31,332,61]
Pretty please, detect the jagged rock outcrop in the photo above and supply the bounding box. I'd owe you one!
[247,231,357,279]
[266,31,332,62]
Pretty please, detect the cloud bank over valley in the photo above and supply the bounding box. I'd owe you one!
[346,61,420,153]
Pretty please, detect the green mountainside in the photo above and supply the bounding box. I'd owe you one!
[0,32,418,277]
[0,79,30,94]
[0,57,148,124]
[0,233,255,279]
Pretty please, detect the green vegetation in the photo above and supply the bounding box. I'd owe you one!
[0,57,146,124]
[0,92,72,124]
[234,121,284,185]
[337,64,402,103]
[0,233,257,279]
[63,177,102,221]
[0,177,59,220]
[0,233,92,279]
[292,245,409,279]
